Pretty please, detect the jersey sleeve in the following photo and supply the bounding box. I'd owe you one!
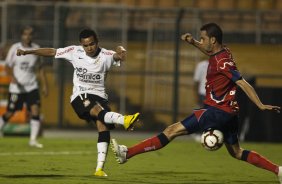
[218,59,242,82]
[54,45,75,62]
[103,49,120,70]
[5,44,17,67]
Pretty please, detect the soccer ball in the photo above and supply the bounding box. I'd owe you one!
[201,129,224,151]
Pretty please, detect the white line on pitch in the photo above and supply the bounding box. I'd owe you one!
[0,151,95,156]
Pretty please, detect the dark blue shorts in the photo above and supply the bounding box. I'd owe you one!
[181,105,239,145]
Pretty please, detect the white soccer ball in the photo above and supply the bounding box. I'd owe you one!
[201,129,224,151]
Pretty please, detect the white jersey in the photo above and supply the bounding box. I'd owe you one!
[55,46,120,102]
[193,60,208,96]
[5,42,40,93]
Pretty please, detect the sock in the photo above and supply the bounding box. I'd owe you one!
[104,112,124,125]
[241,150,279,175]
[127,133,170,159]
[96,142,108,171]
[30,118,40,142]
[96,131,110,171]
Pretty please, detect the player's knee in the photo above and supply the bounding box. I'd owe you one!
[230,148,243,160]
[163,125,177,139]
[30,105,40,116]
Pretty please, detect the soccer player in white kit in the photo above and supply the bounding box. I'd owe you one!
[0,26,48,148]
[16,28,140,177]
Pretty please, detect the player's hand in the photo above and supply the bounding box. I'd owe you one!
[114,46,126,61]
[181,33,194,44]
[17,49,25,56]
[260,104,280,113]
[42,85,48,97]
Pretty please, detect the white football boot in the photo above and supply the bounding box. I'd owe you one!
[29,140,43,148]
[110,139,128,164]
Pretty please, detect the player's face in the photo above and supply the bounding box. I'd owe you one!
[200,30,213,53]
[80,36,98,57]
[21,28,33,46]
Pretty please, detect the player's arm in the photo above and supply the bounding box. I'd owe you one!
[181,33,210,56]
[236,78,280,113]
[17,48,57,57]
[38,58,48,97]
[113,46,126,61]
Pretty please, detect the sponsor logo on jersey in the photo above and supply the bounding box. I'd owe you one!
[75,67,102,83]
[56,47,74,56]
[102,51,113,55]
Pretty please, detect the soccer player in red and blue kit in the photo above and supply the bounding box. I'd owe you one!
[111,23,282,183]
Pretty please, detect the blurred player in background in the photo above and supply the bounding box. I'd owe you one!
[0,26,48,148]
[111,23,282,183]
[193,58,208,107]
[16,28,140,177]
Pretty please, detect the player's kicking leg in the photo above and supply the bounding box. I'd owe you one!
[90,104,140,130]
[111,139,128,164]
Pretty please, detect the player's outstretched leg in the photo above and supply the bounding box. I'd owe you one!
[111,132,170,164]
[111,139,128,164]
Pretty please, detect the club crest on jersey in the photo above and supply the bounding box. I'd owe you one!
[93,57,101,64]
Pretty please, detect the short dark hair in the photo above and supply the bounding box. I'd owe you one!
[200,23,223,44]
[21,25,34,35]
[79,28,99,42]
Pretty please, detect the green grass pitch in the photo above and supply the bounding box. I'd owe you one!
[0,133,281,184]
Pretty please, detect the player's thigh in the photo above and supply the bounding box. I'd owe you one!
[222,115,239,145]
[26,89,40,114]
[180,113,201,134]
[163,122,187,140]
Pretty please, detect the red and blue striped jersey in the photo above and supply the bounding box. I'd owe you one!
[204,47,242,114]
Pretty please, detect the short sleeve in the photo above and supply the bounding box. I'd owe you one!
[5,44,17,67]
[102,49,119,70]
[55,46,75,61]
[218,59,242,82]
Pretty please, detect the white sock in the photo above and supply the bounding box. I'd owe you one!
[30,119,40,142]
[96,142,108,171]
[104,112,124,125]
[0,116,5,130]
